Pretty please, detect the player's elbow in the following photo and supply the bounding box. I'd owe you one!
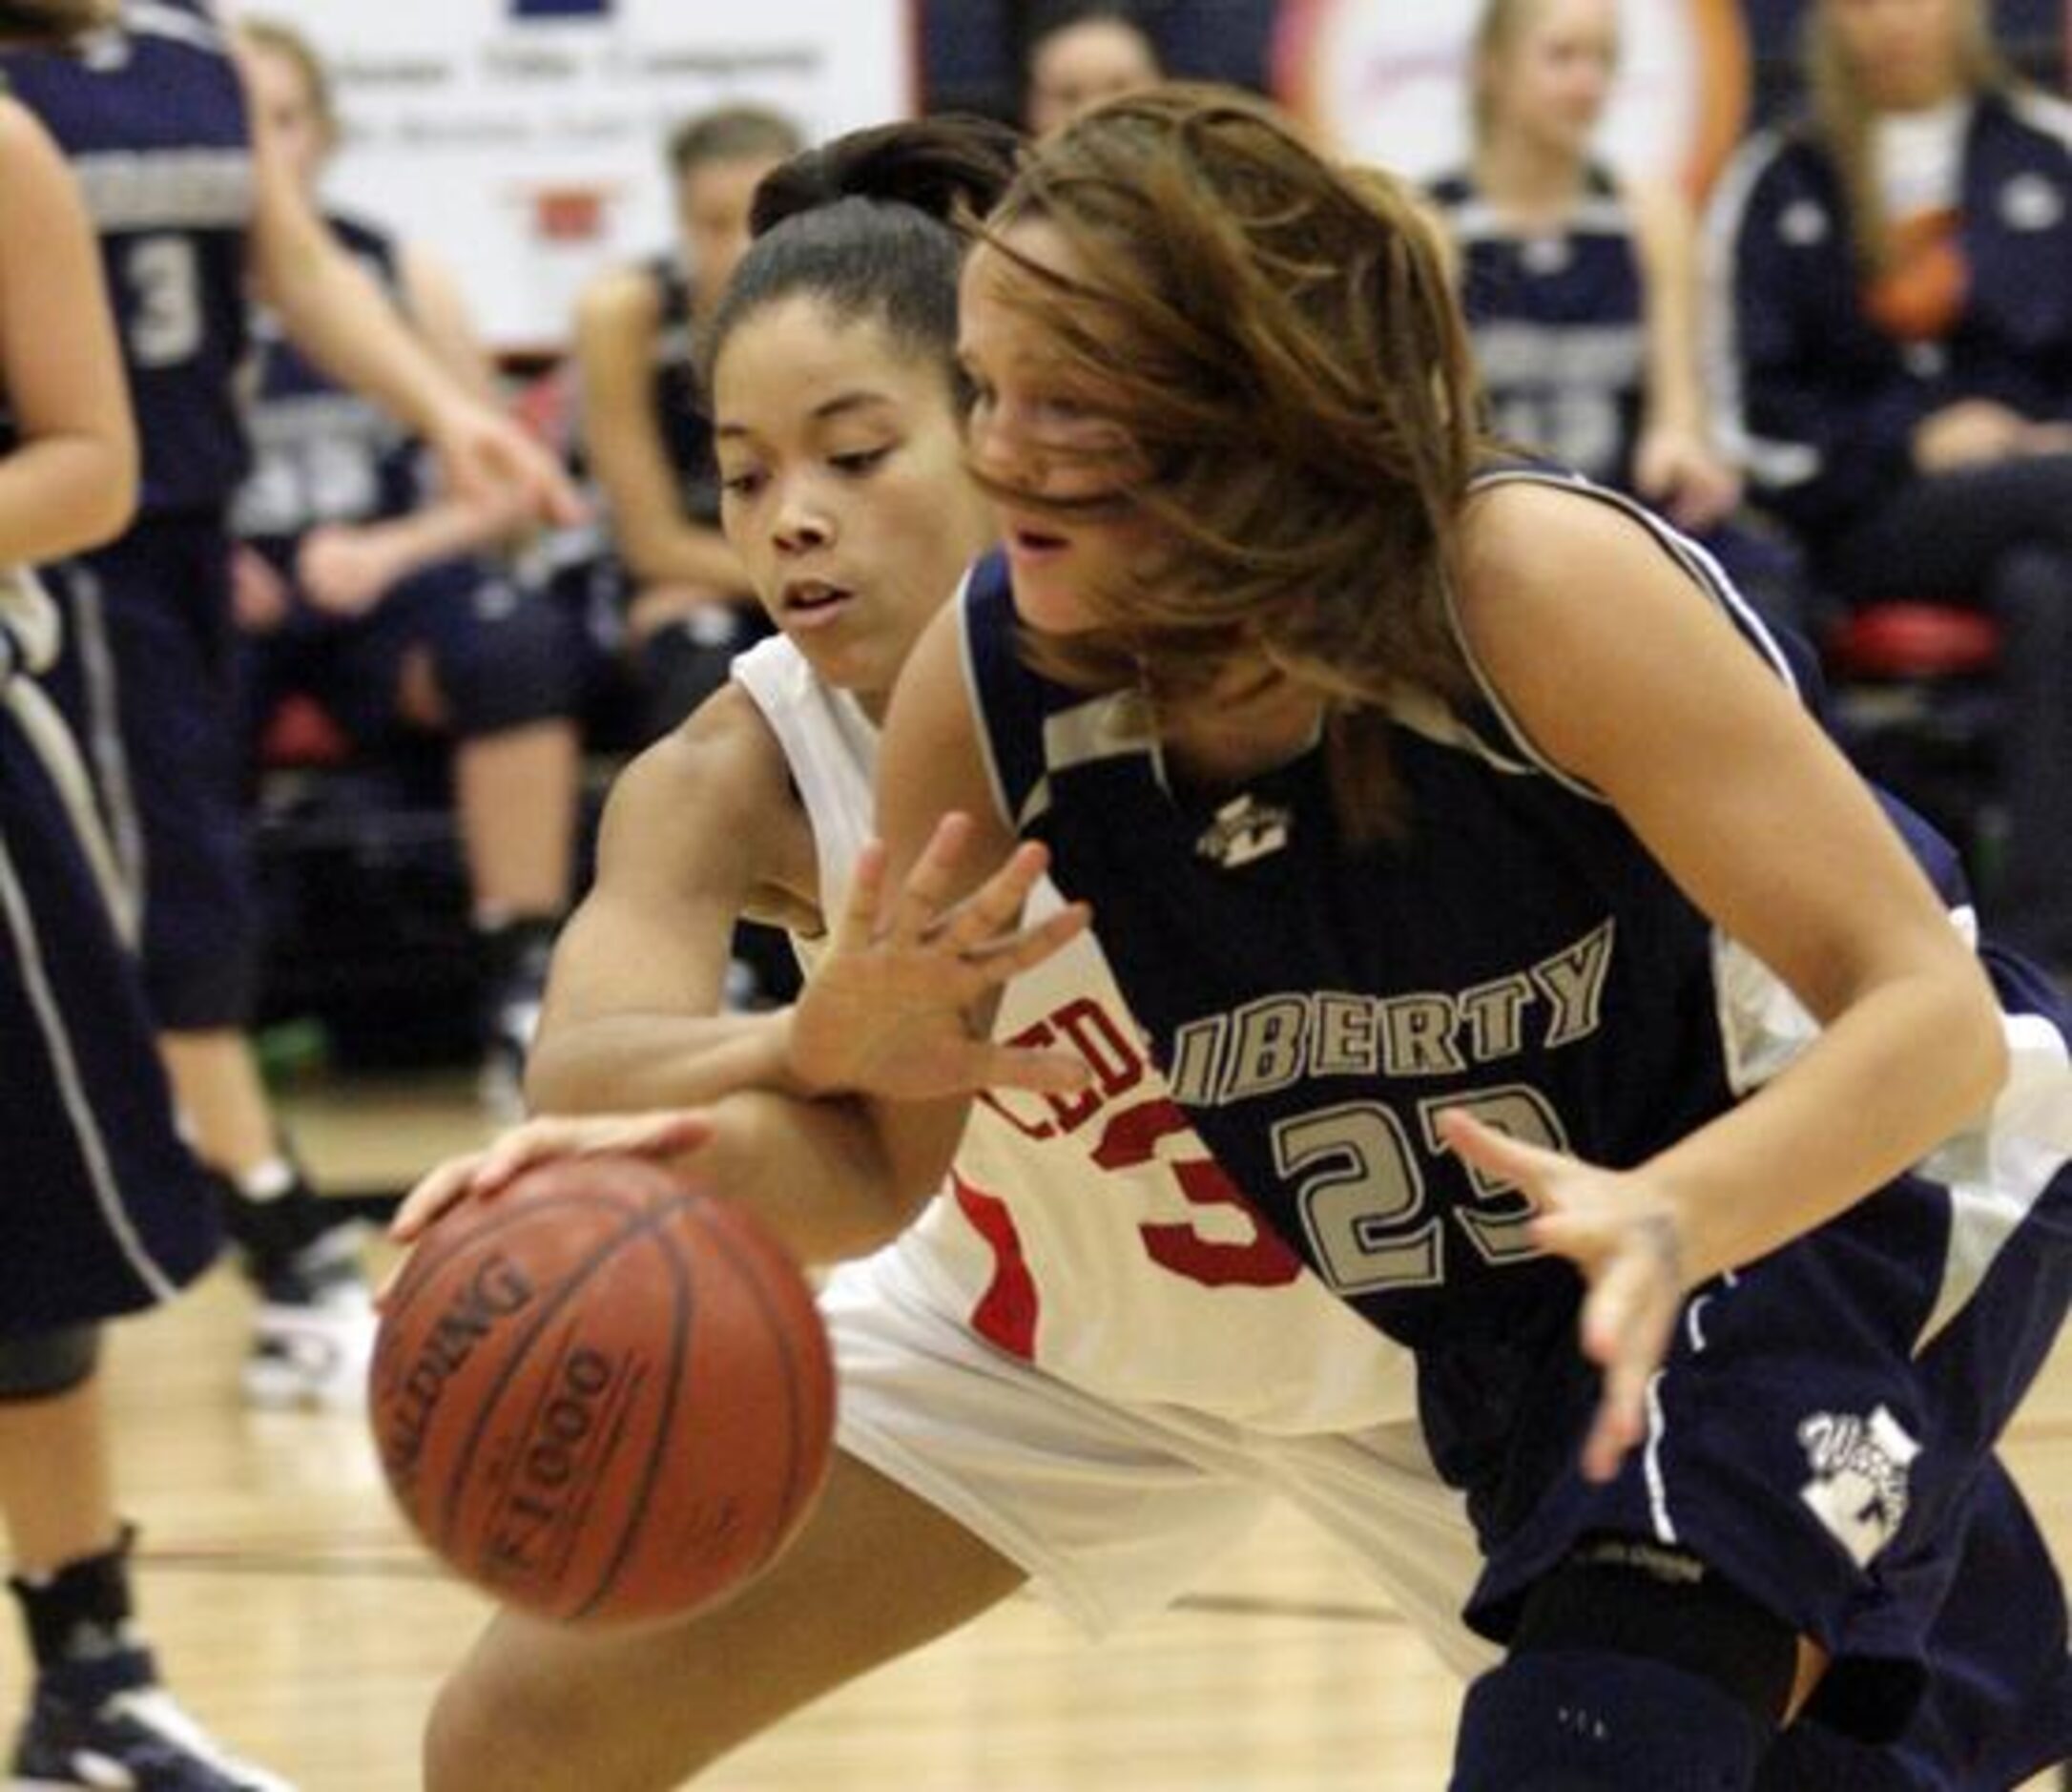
[521,1035,610,1115]
[826,1113,944,1259]
[1938,961,2011,1119]
[79,470,137,552]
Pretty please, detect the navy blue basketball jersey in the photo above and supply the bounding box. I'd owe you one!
[0,1,252,514]
[644,256,722,526]
[1428,165,1645,490]
[960,466,2072,1749]
[232,213,416,547]
[966,470,1783,1362]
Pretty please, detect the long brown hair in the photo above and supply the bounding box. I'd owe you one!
[972,85,1482,835]
[1805,0,2008,271]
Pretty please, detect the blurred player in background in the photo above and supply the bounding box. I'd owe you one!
[0,0,577,1410]
[1021,0,1164,137]
[1427,0,1739,532]
[231,16,584,1111]
[0,3,292,1782]
[1709,0,2072,976]
[571,104,800,744]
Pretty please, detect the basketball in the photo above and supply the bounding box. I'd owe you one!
[368,1154,836,1627]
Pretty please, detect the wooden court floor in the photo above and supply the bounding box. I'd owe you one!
[10,1072,2066,1791]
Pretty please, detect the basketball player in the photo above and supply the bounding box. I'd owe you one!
[0,4,288,1782]
[570,103,800,741]
[1426,0,1739,531]
[397,109,2068,1791]
[0,0,578,1408]
[766,89,2072,1789]
[1709,0,2072,973]
[1022,2,1164,138]
[232,16,584,1113]
[399,115,1494,1792]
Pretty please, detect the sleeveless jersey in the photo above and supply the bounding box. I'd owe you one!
[231,213,416,548]
[730,631,1424,1433]
[961,467,2072,1495]
[0,1,253,515]
[1428,165,1645,490]
[644,256,722,527]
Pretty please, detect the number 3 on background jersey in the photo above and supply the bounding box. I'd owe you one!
[123,235,203,367]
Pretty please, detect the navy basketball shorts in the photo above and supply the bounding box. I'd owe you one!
[44,513,259,1031]
[245,548,582,747]
[0,693,219,1329]
[1466,1060,2072,1761]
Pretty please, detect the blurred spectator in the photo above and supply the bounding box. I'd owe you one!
[1709,0,2072,973]
[234,17,585,1112]
[571,105,800,743]
[1023,1,1165,135]
[1427,0,1741,534]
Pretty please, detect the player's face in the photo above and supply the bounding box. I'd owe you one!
[713,297,995,719]
[679,156,782,314]
[244,41,331,193]
[1824,0,1970,111]
[1485,0,1618,159]
[1025,19,1162,136]
[958,221,1168,636]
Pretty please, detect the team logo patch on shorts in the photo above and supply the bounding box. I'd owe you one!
[1796,1405,1920,1566]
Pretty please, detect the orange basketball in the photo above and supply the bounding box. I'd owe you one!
[369,1154,835,1627]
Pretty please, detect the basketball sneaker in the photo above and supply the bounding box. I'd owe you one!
[11,1674,297,1791]
[240,1221,376,1413]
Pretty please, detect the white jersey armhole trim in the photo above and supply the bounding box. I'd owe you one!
[955,567,1024,834]
[1444,469,1800,804]
[2009,87,2072,151]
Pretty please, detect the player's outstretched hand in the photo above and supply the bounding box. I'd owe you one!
[1436,1109,1689,1485]
[385,1109,712,1270]
[788,812,1092,1102]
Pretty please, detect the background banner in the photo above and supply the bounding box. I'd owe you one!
[245,0,917,351]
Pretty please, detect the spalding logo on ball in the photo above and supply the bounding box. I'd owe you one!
[370,1155,836,1627]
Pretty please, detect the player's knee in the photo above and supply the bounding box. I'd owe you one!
[425,1640,709,1792]
[439,586,577,739]
[1451,1649,1772,1789]
[424,1664,569,1792]
[1449,1538,1797,1791]
[0,1323,101,1400]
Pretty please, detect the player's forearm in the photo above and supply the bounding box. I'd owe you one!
[525,1008,808,1116]
[674,1088,929,1264]
[1651,965,2006,1283]
[259,212,478,448]
[357,496,522,580]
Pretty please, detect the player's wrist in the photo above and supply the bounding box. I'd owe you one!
[765,1006,830,1099]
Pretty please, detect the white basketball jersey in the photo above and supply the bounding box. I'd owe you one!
[732,634,1421,1432]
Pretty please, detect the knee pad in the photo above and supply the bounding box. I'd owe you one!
[439,578,577,738]
[1512,1538,1800,1724]
[1448,1539,1798,1791]
[1451,1649,1772,1791]
[0,1324,102,1400]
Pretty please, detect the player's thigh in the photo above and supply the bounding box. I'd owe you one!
[425,1446,1024,1792]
